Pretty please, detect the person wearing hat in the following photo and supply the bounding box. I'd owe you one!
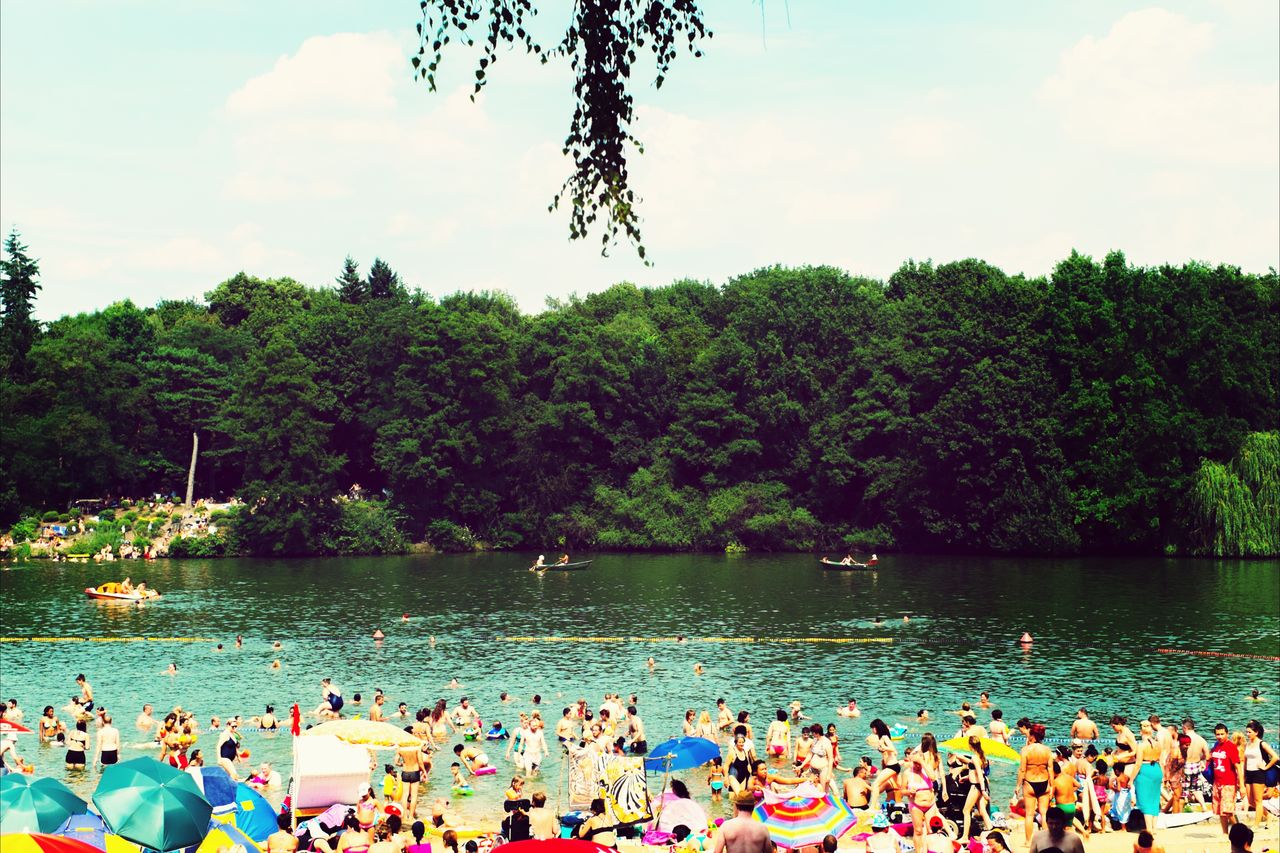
[711,791,773,853]
[924,815,953,853]
[866,813,897,853]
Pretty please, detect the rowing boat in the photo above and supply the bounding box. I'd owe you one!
[538,560,592,572]
[818,558,874,571]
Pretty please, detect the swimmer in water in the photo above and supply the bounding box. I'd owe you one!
[372,629,385,640]
[430,636,436,648]
[1247,688,1266,702]
[235,635,242,648]
[647,657,655,671]
[273,641,282,650]
[693,663,704,675]
[448,678,462,689]
[837,699,861,718]
[162,663,178,676]
[918,709,930,723]
[271,660,281,670]
[978,691,991,709]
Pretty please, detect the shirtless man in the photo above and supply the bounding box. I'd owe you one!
[95,714,121,767]
[452,697,479,732]
[843,765,872,808]
[717,699,735,734]
[1071,708,1100,741]
[397,738,428,817]
[267,814,300,853]
[369,694,386,723]
[136,704,156,731]
[1182,718,1212,807]
[556,708,577,745]
[712,793,774,853]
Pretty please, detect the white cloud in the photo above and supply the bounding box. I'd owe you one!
[130,237,224,271]
[1039,7,1279,167]
[226,32,404,116]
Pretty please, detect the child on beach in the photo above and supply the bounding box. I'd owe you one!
[708,756,726,801]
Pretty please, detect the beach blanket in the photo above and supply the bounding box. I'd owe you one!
[597,755,651,825]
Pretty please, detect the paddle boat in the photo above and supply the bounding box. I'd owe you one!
[84,582,160,602]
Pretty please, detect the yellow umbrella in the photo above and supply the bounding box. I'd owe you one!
[303,719,423,749]
[939,736,1021,764]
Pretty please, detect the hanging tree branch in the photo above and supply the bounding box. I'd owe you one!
[413,0,712,265]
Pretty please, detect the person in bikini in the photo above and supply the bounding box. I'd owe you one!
[1018,723,1055,846]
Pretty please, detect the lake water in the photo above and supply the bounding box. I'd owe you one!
[2,553,1277,825]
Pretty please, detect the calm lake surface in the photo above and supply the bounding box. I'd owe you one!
[2,553,1277,822]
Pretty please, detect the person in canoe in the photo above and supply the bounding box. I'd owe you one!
[840,554,855,565]
[555,554,570,566]
[529,554,546,572]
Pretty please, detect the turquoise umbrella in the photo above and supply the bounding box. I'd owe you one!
[92,758,212,852]
[0,774,89,834]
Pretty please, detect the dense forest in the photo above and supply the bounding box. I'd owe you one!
[2,231,1277,556]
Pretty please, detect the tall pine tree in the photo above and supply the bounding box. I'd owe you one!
[366,257,402,301]
[336,255,365,304]
[1,229,41,377]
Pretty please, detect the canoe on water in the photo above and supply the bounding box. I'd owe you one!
[538,560,593,572]
[819,558,875,571]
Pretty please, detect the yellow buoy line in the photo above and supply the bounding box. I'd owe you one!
[499,636,894,644]
[1,636,216,643]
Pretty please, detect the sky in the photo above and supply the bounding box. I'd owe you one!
[1,1,1277,321]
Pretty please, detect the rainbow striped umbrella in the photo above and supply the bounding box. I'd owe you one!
[752,795,858,849]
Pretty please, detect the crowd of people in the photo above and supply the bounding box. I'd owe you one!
[2,665,1276,853]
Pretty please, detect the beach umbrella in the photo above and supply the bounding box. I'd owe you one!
[185,822,263,853]
[752,795,859,849]
[642,737,719,772]
[303,719,422,749]
[229,783,275,843]
[0,834,103,853]
[497,841,614,853]
[1,775,89,834]
[0,720,34,734]
[93,757,212,852]
[938,736,1020,764]
[53,813,143,853]
[185,767,237,815]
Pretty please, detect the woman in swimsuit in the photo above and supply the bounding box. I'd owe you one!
[799,724,835,795]
[727,732,755,795]
[695,710,716,741]
[355,788,379,831]
[65,720,89,769]
[902,747,939,853]
[39,706,63,743]
[1243,720,1277,828]
[867,719,901,814]
[682,710,697,737]
[1110,715,1138,778]
[1018,723,1054,845]
[1133,720,1165,832]
[952,735,992,840]
[335,813,371,853]
[766,710,792,760]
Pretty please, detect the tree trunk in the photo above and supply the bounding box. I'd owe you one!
[185,432,198,507]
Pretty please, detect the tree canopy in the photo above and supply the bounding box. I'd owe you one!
[3,238,1277,556]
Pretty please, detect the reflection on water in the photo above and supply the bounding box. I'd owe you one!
[2,553,1277,823]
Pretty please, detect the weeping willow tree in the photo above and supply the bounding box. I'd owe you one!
[1188,432,1280,557]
